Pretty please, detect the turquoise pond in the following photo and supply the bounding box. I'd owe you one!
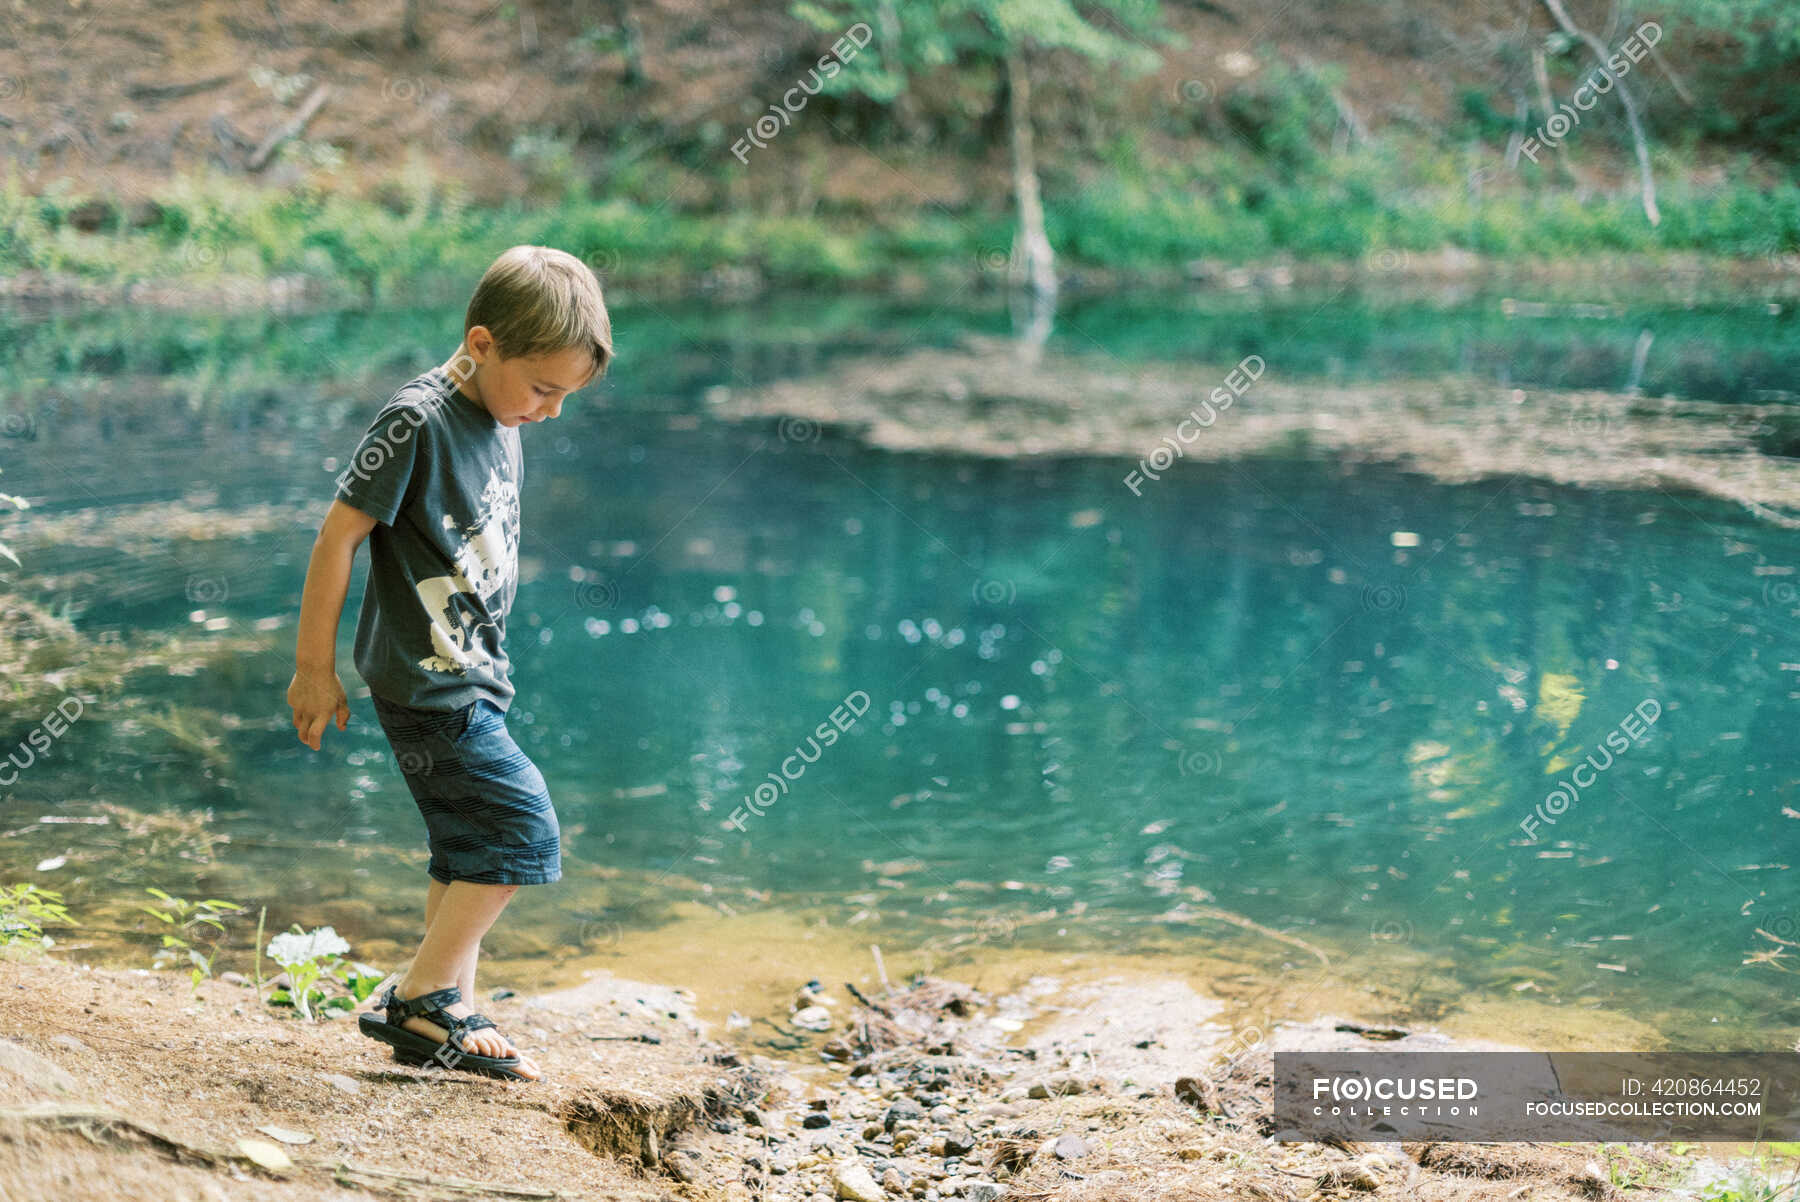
[2,287,1797,1048]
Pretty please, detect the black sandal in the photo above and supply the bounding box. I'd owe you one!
[357,984,535,1081]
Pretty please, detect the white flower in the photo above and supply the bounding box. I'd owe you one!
[266,926,351,966]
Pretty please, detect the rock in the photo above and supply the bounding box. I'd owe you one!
[942,1127,978,1157]
[962,1184,1005,1202]
[49,1034,90,1055]
[219,971,248,985]
[744,1107,768,1127]
[881,1167,907,1192]
[884,1099,923,1130]
[1050,1133,1090,1160]
[928,1104,956,1124]
[804,1112,833,1129]
[322,1072,362,1095]
[0,1039,78,1096]
[254,1125,314,1145]
[1173,1075,1219,1112]
[794,1005,834,1032]
[668,1151,703,1183]
[1025,1074,1086,1099]
[234,1137,292,1171]
[1315,1161,1381,1191]
[832,1159,888,1202]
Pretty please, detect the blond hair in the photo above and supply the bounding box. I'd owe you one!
[465,245,614,383]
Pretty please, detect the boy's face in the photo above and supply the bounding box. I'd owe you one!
[458,327,595,427]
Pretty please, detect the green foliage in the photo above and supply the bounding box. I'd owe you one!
[1217,57,1337,170]
[1692,1161,1800,1202]
[264,925,352,1021]
[138,887,243,995]
[0,884,71,950]
[790,0,1178,106]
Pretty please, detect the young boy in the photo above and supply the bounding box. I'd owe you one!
[286,245,613,1082]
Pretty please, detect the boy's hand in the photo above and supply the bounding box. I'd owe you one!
[288,669,350,750]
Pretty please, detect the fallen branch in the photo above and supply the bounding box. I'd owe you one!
[1538,0,1660,225]
[126,74,233,103]
[247,83,330,172]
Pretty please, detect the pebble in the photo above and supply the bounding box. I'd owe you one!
[884,1100,923,1130]
[1051,1133,1091,1160]
[803,1112,833,1129]
[1026,1073,1087,1099]
[794,1006,834,1031]
[832,1159,887,1202]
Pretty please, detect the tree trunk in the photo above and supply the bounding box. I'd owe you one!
[1004,41,1057,355]
[1538,0,1660,225]
[614,0,646,88]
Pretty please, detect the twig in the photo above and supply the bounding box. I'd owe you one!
[252,905,265,1001]
[1191,906,1332,966]
[844,980,894,1018]
[247,83,330,172]
[870,943,890,991]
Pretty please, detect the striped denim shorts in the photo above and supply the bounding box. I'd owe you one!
[370,694,562,886]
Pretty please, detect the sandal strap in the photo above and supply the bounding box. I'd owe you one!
[386,985,464,1021]
[442,1014,518,1061]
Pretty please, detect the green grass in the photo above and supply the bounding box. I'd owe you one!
[2,133,1797,303]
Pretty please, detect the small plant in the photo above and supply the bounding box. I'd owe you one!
[138,886,242,994]
[1696,1163,1800,1202]
[264,925,351,1021]
[0,883,70,950]
[332,959,387,1010]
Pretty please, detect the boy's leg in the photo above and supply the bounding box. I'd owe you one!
[396,881,537,1075]
[425,876,449,931]
[424,876,479,1007]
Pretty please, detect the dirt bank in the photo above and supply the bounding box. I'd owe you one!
[0,951,1713,1201]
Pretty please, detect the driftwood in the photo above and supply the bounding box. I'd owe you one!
[247,83,330,172]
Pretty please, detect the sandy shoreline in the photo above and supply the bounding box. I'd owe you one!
[0,945,1763,1201]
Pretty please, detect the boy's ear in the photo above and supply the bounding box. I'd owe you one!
[466,325,495,360]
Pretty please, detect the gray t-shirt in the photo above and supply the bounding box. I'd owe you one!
[335,367,522,713]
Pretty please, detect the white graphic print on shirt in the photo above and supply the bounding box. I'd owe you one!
[416,466,521,674]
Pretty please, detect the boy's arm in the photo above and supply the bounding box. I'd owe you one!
[287,499,380,750]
